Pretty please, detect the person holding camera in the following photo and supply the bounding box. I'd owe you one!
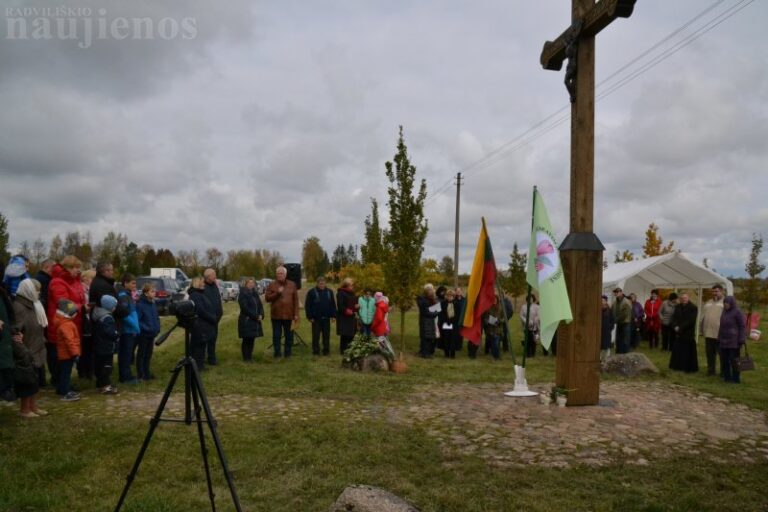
[188,277,219,371]
[265,266,299,359]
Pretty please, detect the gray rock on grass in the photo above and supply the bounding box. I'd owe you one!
[602,353,659,377]
[329,485,419,512]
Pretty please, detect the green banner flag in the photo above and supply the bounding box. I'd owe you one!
[526,188,572,350]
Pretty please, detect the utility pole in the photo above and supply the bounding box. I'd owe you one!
[453,172,463,289]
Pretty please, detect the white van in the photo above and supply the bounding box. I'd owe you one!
[150,268,190,285]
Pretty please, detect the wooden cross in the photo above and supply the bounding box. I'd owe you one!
[540,0,636,406]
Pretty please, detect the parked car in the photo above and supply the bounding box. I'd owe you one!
[220,281,240,302]
[135,276,186,315]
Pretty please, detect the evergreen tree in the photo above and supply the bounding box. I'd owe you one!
[0,212,8,263]
[361,198,387,265]
[331,244,348,273]
[382,126,428,355]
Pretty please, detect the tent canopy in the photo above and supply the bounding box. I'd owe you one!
[602,252,733,302]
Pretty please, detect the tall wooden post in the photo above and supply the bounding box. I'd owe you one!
[540,0,636,405]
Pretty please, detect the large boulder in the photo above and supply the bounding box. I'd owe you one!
[329,485,419,512]
[602,353,659,377]
[344,354,390,372]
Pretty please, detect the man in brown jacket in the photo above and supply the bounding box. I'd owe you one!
[265,266,299,358]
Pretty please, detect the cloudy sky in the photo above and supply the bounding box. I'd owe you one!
[1,0,766,277]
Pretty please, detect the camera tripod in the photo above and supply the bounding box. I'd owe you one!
[114,324,242,512]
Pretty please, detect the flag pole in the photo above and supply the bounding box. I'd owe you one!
[522,186,537,369]
[503,188,538,397]
[483,217,517,367]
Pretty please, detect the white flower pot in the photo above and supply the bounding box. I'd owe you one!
[540,393,552,405]
[556,395,568,408]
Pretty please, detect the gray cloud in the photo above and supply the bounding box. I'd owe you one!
[1,0,766,277]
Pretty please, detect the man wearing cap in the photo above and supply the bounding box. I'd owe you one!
[700,284,725,376]
[612,288,632,354]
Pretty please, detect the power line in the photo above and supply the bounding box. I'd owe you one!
[423,0,753,205]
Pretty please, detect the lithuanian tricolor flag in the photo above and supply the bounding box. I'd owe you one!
[460,217,498,345]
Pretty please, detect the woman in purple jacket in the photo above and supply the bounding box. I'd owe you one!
[718,296,746,383]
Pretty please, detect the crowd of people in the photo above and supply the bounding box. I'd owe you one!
[602,284,748,383]
[0,255,165,417]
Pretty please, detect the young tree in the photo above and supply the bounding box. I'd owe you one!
[743,233,766,318]
[361,198,387,265]
[614,250,635,263]
[382,126,428,355]
[506,243,528,310]
[642,222,675,257]
[302,236,330,281]
[0,212,9,263]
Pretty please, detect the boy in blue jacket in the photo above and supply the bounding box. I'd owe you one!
[116,273,140,384]
[136,283,160,381]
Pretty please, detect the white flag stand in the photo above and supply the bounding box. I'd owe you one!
[504,365,538,397]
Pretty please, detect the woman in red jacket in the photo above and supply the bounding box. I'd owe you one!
[644,289,662,349]
[46,256,85,346]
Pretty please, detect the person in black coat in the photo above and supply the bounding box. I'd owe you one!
[417,284,439,358]
[188,279,218,371]
[336,278,358,354]
[669,293,699,373]
[238,278,264,361]
[89,262,117,307]
[202,269,224,365]
[600,295,615,360]
[305,277,337,356]
[437,289,460,358]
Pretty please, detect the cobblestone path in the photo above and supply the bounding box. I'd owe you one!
[18,381,768,468]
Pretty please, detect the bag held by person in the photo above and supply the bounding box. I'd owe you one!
[732,344,755,372]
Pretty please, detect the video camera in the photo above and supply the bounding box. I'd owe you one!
[154,300,196,346]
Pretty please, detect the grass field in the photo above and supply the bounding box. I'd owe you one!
[1,301,766,511]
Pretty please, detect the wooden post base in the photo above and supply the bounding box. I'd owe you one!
[556,232,604,406]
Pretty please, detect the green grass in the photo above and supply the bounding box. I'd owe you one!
[1,302,767,511]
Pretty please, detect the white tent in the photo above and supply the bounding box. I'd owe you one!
[603,252,733,303]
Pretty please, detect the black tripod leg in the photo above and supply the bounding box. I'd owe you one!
[190,372,218,512]
[114,360,185,512]
[189,362,244,512]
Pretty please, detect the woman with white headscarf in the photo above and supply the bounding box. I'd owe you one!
[13,278,48,417]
